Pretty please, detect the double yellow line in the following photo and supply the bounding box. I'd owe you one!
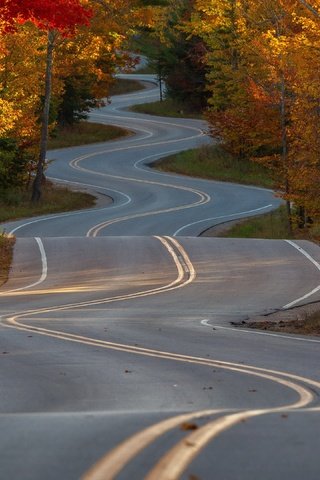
[82,356,318,480]
[1,236,194,317]
[68,155,210,237]
[2,236,319,479]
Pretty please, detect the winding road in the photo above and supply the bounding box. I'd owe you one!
[1,75,320,480]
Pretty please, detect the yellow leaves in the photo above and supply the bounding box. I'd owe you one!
[262,30,290,55]
[0,23,46,146]
[0,98,18,135]
[131,5,160,29]
[191,0,241,33]
[194,0,232,17]
[0,0,133,141]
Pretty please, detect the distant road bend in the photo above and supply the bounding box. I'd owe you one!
[1,74,320,480]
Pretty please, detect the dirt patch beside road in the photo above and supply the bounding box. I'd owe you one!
[0,236,15,287]
[238,302,320,336]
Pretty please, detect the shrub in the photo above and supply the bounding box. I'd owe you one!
[0,138,31,189]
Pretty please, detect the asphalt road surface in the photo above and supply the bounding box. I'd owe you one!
[1,75,320,480]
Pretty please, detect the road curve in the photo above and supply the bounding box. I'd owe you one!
[2,76,280,238]
[1,75,320,480]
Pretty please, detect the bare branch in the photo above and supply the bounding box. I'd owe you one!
[297,0,320,18]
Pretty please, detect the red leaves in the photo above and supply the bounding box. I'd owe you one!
[0,0,92,35]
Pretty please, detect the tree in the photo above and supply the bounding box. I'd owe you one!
[0,0,153,199]
[0,0,92,33]
[284,1,320,222]
[0,21,48,188]
[57,72,102,127]
[0,0,92,201]
[54,0,136,127]
[185,0,264,154]
[0,138,31,190]
[136,0,209,110]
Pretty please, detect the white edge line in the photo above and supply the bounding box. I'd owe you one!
[173,204,273,236]
[35,237,48,285]
[49,177,132,206]
[7,180,131,236]
[200,319,320,344]
[283,240,320,309]
[0,237,47,294]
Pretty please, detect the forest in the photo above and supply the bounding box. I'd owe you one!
[0,0,319,227]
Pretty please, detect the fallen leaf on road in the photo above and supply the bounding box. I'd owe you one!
[180,422,198,431]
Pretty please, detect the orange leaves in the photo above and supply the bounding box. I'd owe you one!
[0,23,46,144]
[207,97,280,160]
[247,78,272,104]
[188,0,320,218]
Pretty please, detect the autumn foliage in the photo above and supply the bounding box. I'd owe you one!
[181,0,320,224]
[0,0,92,33]
[0,0,151,195]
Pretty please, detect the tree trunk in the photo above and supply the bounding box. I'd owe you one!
[279,72,292,233]
[298,206,306,228]
[32,30,55,202]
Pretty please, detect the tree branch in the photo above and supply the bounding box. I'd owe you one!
[297,0,320,19]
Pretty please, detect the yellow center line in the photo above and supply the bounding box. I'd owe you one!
[144,409,278,480]
[82,362,314,480]
[81,409,230,480]
[2,236,191,313]
[68,154,210,237]
[86,188,209,236]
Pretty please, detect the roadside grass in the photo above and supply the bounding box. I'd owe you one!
[0,181,96,223]
[48,121,131,149]
[0,234,15,286]
[215,206,292,240]
[109,78,145,96]
[154,144,273,188]
[130,97,203,119]
[213,205,320,244]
